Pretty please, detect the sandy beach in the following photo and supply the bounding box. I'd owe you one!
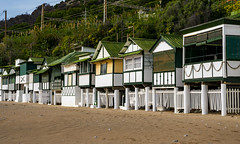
[0,102,239,144]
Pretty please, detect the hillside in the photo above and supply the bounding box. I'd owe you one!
[0,0,238,65]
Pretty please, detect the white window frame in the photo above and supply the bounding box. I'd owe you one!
[125,58,133,71]
[134,56,142,70]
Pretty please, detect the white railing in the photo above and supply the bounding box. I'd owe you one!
[227,88,240,114]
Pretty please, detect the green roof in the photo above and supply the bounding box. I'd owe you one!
[150,34,183,52]
[29,57,44,64]
[180,16,240,34]
[119,50,142,57]
[64,52,91,65]
[44,57,58,64]
[36,68,49,74]
[120,37,156,54]
[92,41,125,60]
[28,69,40,74]
[90,56,111,63]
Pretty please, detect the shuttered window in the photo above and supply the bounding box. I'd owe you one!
[226,35,240,60]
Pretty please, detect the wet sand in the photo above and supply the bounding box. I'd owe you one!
[0,102,239,144]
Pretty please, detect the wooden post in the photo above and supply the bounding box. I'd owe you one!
[174,87,178,113]
[54,90,56,105]
[135,87,139,110]
[33,91,36,103]
[40,4,44,31]
[152,87,156,112]
[114,89,119,109]
[221,83,227,116]
[105,88,108,109]
[125,88,129,110]
[97,91,101,108]
[93,88,96,108]
[49,90,52,105]
[145,87,149,111]
[201,83,208,115]
[184,84,190,113]
[86,88,89,107]
[4,10,7,38]
[80,89,84,107]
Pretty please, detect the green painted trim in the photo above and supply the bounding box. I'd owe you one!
[78,72,94,75]
[119,50,142,58]
[183,77,224,83]
[153,84,175,87]
[184,60,222,65]
[196,41,206,46]
[207,36,222,43]
[142,52,145,83]
[90,56,111,63]
[184,43,196,47]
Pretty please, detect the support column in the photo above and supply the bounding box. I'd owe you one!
[114,89,119,109]
[26,84,29,102]
[93,88,96,108]
[125,88,129,110]
[152,88,156,112]
[97,91,101,108]
[0,90,3,101]
[184,84,190,113]
[86,88,89,107]
[174,87,178,113]
[145,87,149,111]
[221,83,227,116]
[201,83,208,115]
[80,89,84,107]
[49,90,52,104]
[105,88,109,109]
[54,90,56,105]
[39,90,43,104]
[135,87,139,110]
[33,91,36,103]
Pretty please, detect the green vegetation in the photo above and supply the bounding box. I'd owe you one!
[0,0,238,66]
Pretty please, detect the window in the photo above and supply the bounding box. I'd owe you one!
[68,74,72,86]
[100,63,107,75]
[125,59,132,70]
[134,57,141,69]
[80,61,88,74]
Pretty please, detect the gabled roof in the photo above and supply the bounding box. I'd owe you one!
[180,15,240,34]
[92,41,125,60]
[64,52,92,65]
[44,57,58,65]
[150,34,183,52]
[120,37,156,54]
[28,57,44,64]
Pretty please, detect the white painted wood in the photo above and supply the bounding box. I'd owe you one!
[221,83,227,116]
[86,88,89,107]
[201,84,208,115]
[79,74,90,86]
[153,41,174,53]
[227,61,240,76]
[114,89,119,109]
[161,73,164,84]
[2,85,8,90]
[63,64,79,73]
[184,65,193,79]
[145,87,149,111]
[135,88,139,110]
[20,75,29,84]
[224,24,240,35]
[0,77,2,90]
[113,74,123,86]
[9,69,15,75]
[97,91,101,108]
[16,76,20,84]
[152,88,156,112]
[80,89,84,107]
[33,91,36,103]
[103,47,110,58]
[125,88,129,110]
[61,96,79,107]
[95,74,112,87]
[184,25,223,37]
[193,64,202,79]
[72,73,76,86]
[136,71,142,82]
[124,73,129,83]
[64,74,68,86]
[15,90,23,102]
[174,87,178,113]
[184,84,190,113]
[130,72,135,82]
[15,59,25,67]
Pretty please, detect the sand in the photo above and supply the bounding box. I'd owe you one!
[0,102,239,144]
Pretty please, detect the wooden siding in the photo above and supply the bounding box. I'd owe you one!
[114,59,123,73]
[95,59,113,75]
[153,50,175,72]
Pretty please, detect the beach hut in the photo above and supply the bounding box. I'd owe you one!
[90,41,125,109]
[8,67,17,101]
[77,52,96,108]
[149,34,183,112]
[1,67,10,101]
[61,47,95,107]
[119,37,156,111]
[15,59,25,102]
[181,15,240,116]
[33,57,57,104]
[19,57,44,103]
